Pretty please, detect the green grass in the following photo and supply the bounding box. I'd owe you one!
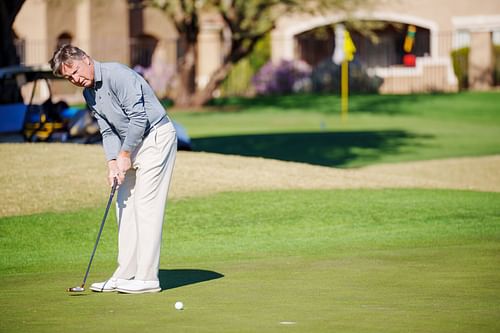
[171,92,500,167]
[2,92,498,332]
[1,189,499,332]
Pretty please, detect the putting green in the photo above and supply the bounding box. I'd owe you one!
[1,189,499,332]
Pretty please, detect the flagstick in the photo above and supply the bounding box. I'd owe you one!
[341,59,349,122]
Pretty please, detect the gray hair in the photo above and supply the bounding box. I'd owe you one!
[49,44,89,77]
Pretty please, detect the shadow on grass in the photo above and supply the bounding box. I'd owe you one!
[159,269,224,291]
[192,130,432,167]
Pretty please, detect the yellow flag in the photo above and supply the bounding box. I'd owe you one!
[344,31,356,62]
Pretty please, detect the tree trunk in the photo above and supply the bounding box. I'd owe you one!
[173,31,267,107]
[0,0,25,67]
[0,0,25,104]
[172,39,197,107]
[191,62,234,107]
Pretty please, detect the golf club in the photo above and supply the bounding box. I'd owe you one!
[67,178,118,292]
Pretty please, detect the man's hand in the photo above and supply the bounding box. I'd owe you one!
[116,150,132,183]
[107,160,120,186]
[108,151,131,186]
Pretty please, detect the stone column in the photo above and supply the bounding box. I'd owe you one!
[271,30,294,63]
[468,31,494,90]
[197,23,222,89]
[75,0,91,54]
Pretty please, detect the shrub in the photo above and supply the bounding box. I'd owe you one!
[252,60,312,95]
[220,34,271,96]
[451,47,469,90]
[494,45,500,85]
[310,59,382,93]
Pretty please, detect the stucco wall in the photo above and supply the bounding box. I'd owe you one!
[46,0,77,53]
[143,6,178,66]
[13,0,500,95]
[13,0,48,65]
[271,0,500,92]
[273,0,500,61]
[373,0,500,32]
[87,0,129,64]
[14,0,179,66]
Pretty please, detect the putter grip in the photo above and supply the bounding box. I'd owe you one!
[111,177,118,194]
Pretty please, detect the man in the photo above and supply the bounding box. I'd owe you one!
[50,45,177,294]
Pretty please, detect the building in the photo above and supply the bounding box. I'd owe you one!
[13,0,500,97]
[272,0,500,93]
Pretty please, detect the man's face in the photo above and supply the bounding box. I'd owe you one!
[60,57,94,88]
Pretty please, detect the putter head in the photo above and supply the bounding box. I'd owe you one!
[67,286,85,292]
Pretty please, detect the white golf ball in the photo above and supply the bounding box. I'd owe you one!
[174,301,184,310]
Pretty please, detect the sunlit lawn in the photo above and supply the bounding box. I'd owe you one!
[2,92,499,332]
[1,190,499,332]
[171,92,500,167]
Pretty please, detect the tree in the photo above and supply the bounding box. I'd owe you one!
[148,0,367,107]
[0,0,25,103]
[0,0,25,68]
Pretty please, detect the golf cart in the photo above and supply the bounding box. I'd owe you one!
[0,65,192,149]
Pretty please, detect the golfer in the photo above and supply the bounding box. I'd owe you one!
[50,45,177,294]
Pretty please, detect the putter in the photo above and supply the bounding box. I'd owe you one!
[67,178,118,292]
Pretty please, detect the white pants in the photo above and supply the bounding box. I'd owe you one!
[112,121,177,281]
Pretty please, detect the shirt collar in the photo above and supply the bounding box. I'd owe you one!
[93,60,102,89]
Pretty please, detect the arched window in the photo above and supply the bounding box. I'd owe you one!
[130,34,158,68]
[296,21,431,68]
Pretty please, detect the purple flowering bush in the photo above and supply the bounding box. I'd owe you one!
[134,61,176,98]
[252,60,312,95]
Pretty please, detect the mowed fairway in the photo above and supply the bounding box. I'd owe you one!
[1,189,499,332]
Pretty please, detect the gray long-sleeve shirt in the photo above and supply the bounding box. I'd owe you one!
[83,60,169,161]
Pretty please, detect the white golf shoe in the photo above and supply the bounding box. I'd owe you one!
[115,280,161,294]
[90,278,130,292]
